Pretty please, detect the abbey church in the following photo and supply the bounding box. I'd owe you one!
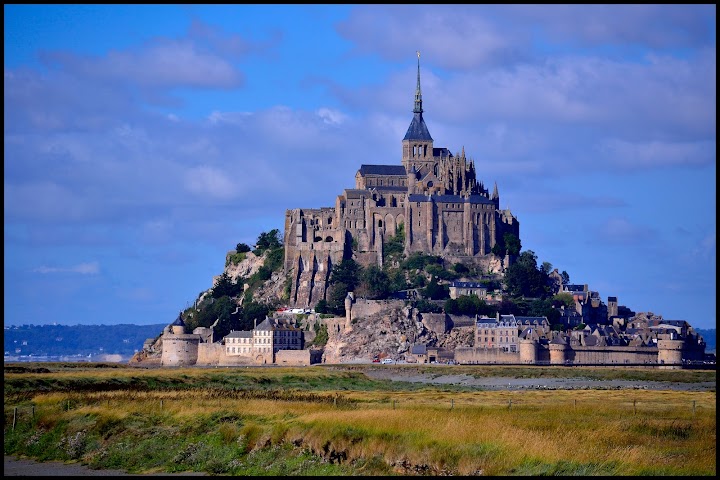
[284,56,519,307]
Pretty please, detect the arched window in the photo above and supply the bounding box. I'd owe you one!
[378,219,383,227]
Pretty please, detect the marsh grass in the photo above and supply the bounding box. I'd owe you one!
[4,363,716,476]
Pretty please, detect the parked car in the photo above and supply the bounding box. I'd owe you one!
[381,358,394,364]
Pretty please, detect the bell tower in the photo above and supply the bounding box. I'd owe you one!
[402,51,434,174]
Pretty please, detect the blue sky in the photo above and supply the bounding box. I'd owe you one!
[4,5,716,330]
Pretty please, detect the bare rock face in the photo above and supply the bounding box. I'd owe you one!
[322,303,445,363]
[224,251,264,283]
[248,270,287,306]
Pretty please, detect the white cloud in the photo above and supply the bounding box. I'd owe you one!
[43,39,244,89]
[316,107,347,125]
[184,166,237,200]
[598,138,715,170]
[33,261,100,275]
[593,217,657,245]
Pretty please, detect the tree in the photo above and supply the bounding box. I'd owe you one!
[314,299,329,314]
[504,250,552,299]
[309,322,328,347]
[254,229,282,255]
[552,292,575,310]
[360,265,390,299]
[453,262,469,275]
[212,272,243,299]
[504,233,521,256]
[240,301,270,331]
[386,268,408,293]
[413,299,443,313]
[329,259,362,291]
[326,281,350,315]
[423,277,449,300]
[236,243,251,253]
[383,222,405,262]
[561,270,570,285]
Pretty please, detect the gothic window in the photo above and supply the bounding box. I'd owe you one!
[378,220,383,227]
[434,163,438,176]
[379,179,383,186]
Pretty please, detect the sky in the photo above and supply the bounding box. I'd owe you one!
[4,5,716,330]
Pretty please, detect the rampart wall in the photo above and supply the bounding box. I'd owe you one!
[160,334,199,366]
[275,350,312,366]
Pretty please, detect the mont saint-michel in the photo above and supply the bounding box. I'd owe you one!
[132,56,711,370]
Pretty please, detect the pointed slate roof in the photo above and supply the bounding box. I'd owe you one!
[403,53,433,142]
[255,317,273,331]
[171,312,185,327]
[403,113,433,141]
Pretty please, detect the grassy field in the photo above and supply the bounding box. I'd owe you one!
[4,363,716,476]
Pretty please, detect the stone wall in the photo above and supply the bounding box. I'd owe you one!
[160,334,200,366]
[421,313,449,335]
[351,299,405,320]
[275,349,312,366]
[568,345,658,365]
[196,342,220,365]
[448,314,475,328]
[455,347,520,364]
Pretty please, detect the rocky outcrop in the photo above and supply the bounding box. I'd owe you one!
[323,304,442,363]
[221,251,265,284]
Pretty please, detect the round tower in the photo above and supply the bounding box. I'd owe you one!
[519,338,537,364]
[161,334,200,366]
[657,339,684,369]
[549,343,569,365]
[344,291,354,330]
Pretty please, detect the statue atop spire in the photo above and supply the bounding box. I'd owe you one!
[414,51,423,114]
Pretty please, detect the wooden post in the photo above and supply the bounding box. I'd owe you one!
[32,405,35,419]
[160,400,163,410]
[13,407,17,431]
[633,399,636,415]
[451,399,454,410]
[574,399,577,410]
[692,400,696,416]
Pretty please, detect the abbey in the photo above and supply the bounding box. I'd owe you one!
[284,56,519,307]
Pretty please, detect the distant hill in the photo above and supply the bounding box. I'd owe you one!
[4,323,166,359]
[696,328,716,352]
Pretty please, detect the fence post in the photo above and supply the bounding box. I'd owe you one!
[633,399,636,415]
[692,400,696,416]
[574,399,577,410]
[160,399,163,410]
[451,399,454,410]
[32,405,35,419]
[13,407,17,431]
